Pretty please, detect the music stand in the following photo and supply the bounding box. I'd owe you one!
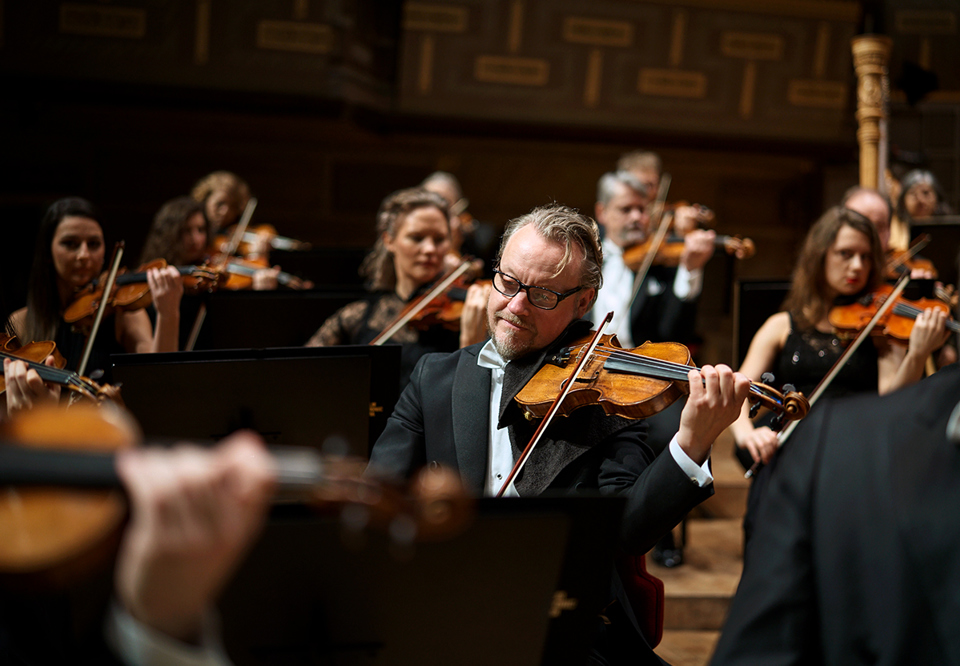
[111,346,400,456]
[218,496,626,666]
[182,288,367,351]
[734,279,790,365]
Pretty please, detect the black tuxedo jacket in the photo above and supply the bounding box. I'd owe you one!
[629,265,700,348]
[368,321,712,555]
[712,363,960,665]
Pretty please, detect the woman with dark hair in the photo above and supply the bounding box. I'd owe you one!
[307,187,489,387]
[140,196,211,266]
[4,198,183,412]
[730,207,950,539]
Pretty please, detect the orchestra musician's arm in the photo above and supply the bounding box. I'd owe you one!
[459,282,491,348]
[730,312,790,466]
[110,432,275,659]
[120,266,184,354]
[876,306,950,394]
[2,357,62,419]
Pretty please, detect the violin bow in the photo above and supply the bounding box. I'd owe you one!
[76,242,124,380]
[496,312,613,498]
[885,234,931,275]
[609,174,672,338]
[369,260,474,346]
[745,273,910,478]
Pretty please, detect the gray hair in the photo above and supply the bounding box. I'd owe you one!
[497,203,603,299]
[617,150,662,176]
[596,170,647,207]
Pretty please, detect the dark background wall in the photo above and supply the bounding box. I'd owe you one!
[2,0,957,363]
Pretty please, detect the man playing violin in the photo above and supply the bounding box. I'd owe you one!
[368,203,751,665]
[590,171,715,351]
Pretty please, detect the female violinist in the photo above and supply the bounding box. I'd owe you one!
[190,170,251,234]
[306,188,489,387]
[4,198,183,392]
[140,196,279,290]
[730,207,949,537]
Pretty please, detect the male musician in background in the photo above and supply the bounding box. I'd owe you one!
[368,203,750,665]
[617,150,712,236]
[590,170,715,350]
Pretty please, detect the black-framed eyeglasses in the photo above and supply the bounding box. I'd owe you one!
[492,268,584,311]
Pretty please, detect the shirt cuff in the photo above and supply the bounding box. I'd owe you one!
[669,435,713,487]
[106,602,231,666]
[672,264,703,301]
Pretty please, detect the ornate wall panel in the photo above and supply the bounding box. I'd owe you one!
[399,0,861,141]
[0,1,399,107]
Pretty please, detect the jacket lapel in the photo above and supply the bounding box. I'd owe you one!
[451,346,491,494]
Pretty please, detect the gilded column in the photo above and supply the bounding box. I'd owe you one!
[851,35,892,189]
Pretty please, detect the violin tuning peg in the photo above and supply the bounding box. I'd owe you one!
[749,403,760,419]
[89,369,104,380]
[761,372,775,385]
[782,383,796,393]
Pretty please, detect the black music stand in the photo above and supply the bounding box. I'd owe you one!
[181,288,367,351]
[110,345,400,456]
[912,217,960,290]
[218,496,626,666]
[733,279,790,366]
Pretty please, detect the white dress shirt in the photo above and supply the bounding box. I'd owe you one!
[592,237,704,348]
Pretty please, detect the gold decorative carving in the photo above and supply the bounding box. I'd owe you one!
[895,10,956,34]
[195,0,210,65]
[638,69,707,98]
[721,32,784,60]
[787,80,846,108]
[59,3,145,39]
[851,35,892,189]
[508,1,524,53]
[636,0,858,22]
[475,55,549,86]
[584,49,603,107]
[256,20,333,54]
[418,35,435,94]
[562,17,633,47]
[669,11,688,67]
[813,22,829,78]
[739,61,757,118]
[404,3,468,33]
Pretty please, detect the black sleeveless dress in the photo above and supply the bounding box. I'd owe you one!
[741,313,880,546]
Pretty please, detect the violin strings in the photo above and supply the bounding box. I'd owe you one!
[564,345,782,405]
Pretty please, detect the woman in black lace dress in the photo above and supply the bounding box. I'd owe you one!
[730,207,950,540]
[306,187,489,388]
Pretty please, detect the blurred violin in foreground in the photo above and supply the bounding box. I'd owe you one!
[0,404,472,587]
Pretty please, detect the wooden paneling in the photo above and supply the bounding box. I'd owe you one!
[399,0,859,141]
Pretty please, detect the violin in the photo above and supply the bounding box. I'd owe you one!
[407,277,492,331]
[63,259,222,327]
[885,234,938,280]
[214,224,311,258]
[622,234,755,271]
[829,283,960,343]
[370,259,479,345]
[0,403,472,587]
[1,337,121,404]
[663,201,715,233]
[514,332,808,423]
[213,256,313,291]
